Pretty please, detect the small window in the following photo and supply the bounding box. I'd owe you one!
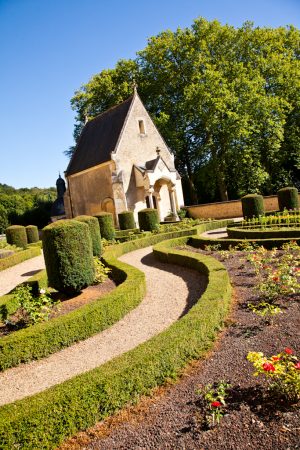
[138,120,145,134]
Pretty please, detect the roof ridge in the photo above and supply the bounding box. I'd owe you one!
[88,94,134,124]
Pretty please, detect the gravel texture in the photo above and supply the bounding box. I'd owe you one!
[60,248,300,450]
[0,254,45,296]
[0,246,206,406]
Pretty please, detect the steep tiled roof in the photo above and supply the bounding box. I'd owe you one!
[66,96,133,176]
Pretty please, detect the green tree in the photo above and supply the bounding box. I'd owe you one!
[69,19,300,203]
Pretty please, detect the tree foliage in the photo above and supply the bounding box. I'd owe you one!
[0,184,56,232]
[69,19,300,204]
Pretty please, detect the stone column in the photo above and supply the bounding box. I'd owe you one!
[169,187,179,220]
[147,186,154,208]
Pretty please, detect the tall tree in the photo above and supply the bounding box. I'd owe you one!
[69,19,300,203]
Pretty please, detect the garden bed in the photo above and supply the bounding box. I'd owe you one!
[0,278,116,338]
[61,244,300,450]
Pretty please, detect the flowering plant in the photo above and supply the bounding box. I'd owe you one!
[247,348,300,403]
[197,381,231,427]
[247,242,300,301]
[12,285,59,325]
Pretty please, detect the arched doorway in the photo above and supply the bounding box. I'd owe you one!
[154,178,177,221]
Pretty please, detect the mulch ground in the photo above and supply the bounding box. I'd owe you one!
[0,278,116,337]
[60,248,300,450]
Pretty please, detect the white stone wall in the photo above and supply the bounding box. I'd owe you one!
[112,93,184,216]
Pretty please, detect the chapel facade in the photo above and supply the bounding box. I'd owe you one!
[64,89,184,226]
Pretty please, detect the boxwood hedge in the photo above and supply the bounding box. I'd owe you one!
[0,246,41,272]
[0,236,232,449]
[227,226,300,240]
[0,219,233,372]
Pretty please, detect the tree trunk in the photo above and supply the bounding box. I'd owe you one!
[217,175,229,202]
[185,158,198,205]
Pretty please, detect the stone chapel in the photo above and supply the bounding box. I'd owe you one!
[64,88,184,226]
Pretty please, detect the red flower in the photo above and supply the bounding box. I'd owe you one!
[211,401,222,407]
[272,356,280,362]
[272,276,279,282]
[294,362,300,370]
[262,362,275,372]
[284,348,293,355]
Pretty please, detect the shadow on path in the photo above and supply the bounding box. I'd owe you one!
[140,252,207,319]
[21,269,42,277]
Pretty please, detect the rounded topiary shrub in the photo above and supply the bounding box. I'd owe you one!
[5,225,28,248]
[118,211,135,230]
[278,187,299,211]
[138,208,159,231]
[25,225,39,243]
[241,194,265,219]
[94,212,115,241]
[42,220,94,294]
[74,215,102,256]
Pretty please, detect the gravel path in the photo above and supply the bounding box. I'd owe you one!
[201,218,243,239]
[0,255,45,296]
[0,246,206,406]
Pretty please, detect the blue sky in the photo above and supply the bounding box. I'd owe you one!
[0,0,299,189]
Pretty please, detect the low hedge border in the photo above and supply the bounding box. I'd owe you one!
[0,237,232,449]
[0,219,232,371]
[0,257,145,371]
[0,246,41,272]
[227,226,300,240]
[189,235,300,250]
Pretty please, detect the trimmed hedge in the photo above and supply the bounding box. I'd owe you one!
[138,208,159,231]
[42,220,95,294]
[118,211,135,230]
[278,187,299,211]
[189,235,300,250]
[74,215,102,256]
[5,225,27,248]
[227,226,300,240]
[94,212,115,241]
[0,219,232,371]
[0,246,41,272]
[25,225,39,244]
[0,257,145,371]
[241,194,264,219]
[0,237,232,449]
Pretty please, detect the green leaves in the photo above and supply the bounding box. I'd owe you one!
[69,19,300,203]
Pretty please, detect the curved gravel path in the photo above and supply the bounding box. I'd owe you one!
[0,246,206,406]
[0,254,45,296]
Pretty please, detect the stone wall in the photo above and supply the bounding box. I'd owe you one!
[66,163,115,217]
[186,194,300,219]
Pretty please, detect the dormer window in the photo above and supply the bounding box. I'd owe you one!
[138,119,145,135]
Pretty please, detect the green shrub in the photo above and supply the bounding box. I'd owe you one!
[0,247,41,272]
[0,242,231,449]
[277,187,299,211]
[25,225,39,244]
[74,215,102,256]
[138,208,159,231]
[94,212,115,240]
[5,225,27,248]
[241,194,265,219]
[42,220,94,294]
[118,211,135,230]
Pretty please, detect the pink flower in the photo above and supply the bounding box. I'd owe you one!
[294,362,300,370]
[284,348,293,355]
[211,401,222,407]
[262,362,275,372]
